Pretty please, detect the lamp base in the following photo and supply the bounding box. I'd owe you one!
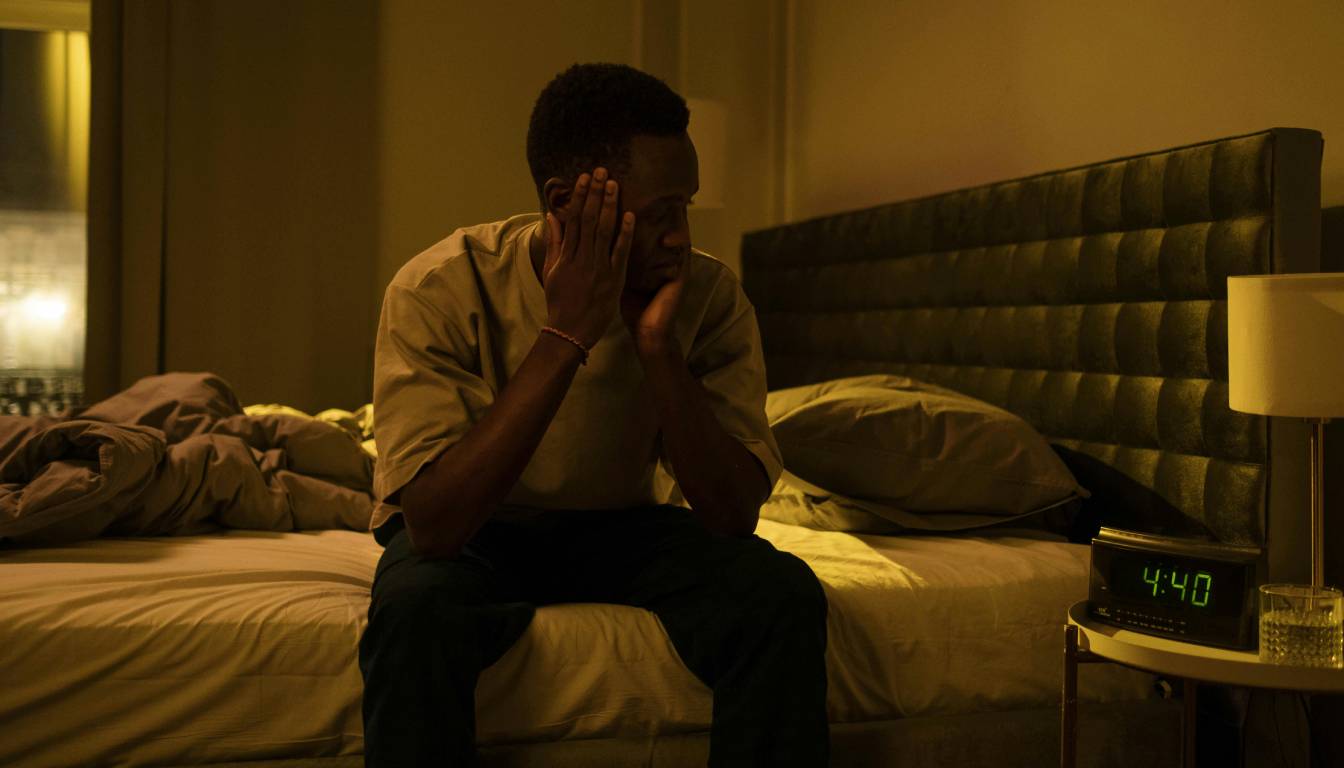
[1310,418,1330,589]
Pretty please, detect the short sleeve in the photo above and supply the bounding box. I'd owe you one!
[663,265,783,492]
[371,281,495,514]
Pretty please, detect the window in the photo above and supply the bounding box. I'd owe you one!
[0,1,89,416]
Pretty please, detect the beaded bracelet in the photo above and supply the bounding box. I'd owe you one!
[540,326,590,365]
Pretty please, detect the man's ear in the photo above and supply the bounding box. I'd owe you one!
[543,177,574,217]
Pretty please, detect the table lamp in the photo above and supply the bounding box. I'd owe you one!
[1227,273,1344,589]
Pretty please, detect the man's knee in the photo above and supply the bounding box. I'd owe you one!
[363,583,533,676]
[731,544,828,629]
[363,587,455,667]
[369,531,499,618]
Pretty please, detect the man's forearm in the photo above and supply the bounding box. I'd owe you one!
[398,332,584,557]
[637,338,771,537]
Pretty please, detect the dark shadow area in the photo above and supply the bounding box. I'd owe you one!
[1313,205,1344,768]
[1052,445,1217,544]
[1322,205,1344,271]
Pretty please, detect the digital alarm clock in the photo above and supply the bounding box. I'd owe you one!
[1088,527,1265,650]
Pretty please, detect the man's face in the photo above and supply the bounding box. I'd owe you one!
[617,133,698,296]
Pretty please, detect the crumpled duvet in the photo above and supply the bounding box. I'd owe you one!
[0,372,374,545]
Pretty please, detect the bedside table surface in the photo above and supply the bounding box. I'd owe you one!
[1068,601,1344,691]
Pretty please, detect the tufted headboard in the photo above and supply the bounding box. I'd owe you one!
[741,128,1324,583]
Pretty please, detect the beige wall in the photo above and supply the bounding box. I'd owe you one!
[785,0,1344,222]
[376,0,1344,284]
[375,0,778,300]
[376,0,636,306]
[680,0,780,277]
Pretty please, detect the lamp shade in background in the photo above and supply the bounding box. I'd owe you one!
[1228,274,1344,417]
[685,97,726,209]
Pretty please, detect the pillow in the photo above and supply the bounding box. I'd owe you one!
[761,470,1080,535]
[765,374,1087,520]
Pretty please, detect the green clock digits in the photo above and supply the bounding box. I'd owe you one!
[1143,566,1213,607]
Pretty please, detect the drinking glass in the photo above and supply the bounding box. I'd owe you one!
[1259,584,1343,668]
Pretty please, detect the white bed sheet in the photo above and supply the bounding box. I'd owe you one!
[0,531,376,767]
[0,522,1154,767]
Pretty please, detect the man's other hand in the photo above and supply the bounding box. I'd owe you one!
[621,248,689,356]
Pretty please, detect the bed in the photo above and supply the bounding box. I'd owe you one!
[0,127,1324,767]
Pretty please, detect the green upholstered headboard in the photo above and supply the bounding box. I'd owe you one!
[741,129,1323,582]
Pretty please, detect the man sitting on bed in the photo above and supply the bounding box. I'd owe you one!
[358,62,830,767]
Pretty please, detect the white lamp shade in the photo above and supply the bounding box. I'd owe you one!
[1227,273,1344,417]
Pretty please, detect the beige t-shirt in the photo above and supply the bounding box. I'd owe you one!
[370,213,782,531]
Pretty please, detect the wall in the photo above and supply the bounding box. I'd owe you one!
[375,0,636,305]
[785,0,1344,221]
[376,0,1344,287]
[678,0,780,278]
[375,0,778,300]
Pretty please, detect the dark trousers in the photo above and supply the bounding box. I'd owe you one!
[358,504,829,767]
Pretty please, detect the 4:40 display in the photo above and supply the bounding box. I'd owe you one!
[1143,566,1213,607]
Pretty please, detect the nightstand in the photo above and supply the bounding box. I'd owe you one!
[1061,600,1344,768]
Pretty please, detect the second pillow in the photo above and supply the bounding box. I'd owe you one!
[766,374,1087,517]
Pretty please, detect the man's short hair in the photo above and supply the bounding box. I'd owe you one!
[526,63,689,210]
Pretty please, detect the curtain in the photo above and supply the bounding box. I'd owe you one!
[87,0,164,403]
[85,0,378,413]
